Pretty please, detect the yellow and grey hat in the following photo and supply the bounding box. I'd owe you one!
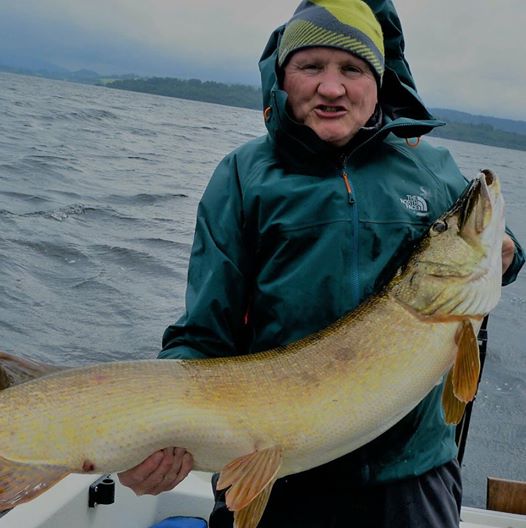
[278,0,385,82]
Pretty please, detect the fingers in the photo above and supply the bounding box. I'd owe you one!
[117,447,194,496]
[167,447,194,490]
[156,447,193,493]
[118,450,163,491]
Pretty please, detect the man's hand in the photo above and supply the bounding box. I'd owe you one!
[118,447,193,496]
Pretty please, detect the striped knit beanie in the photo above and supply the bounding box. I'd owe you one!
[278,0,384,83]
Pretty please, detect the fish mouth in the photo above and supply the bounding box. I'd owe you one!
[459,170,494,235]
[441,169,501,246]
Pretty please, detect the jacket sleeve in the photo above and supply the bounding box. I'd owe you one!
[159,153,252,360]
[502,227,525,286]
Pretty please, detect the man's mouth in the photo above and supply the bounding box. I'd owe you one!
[317,105,345,113]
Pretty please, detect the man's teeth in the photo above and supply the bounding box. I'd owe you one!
[320,106,341,112]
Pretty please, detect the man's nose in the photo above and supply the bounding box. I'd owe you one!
[317,72,346,99]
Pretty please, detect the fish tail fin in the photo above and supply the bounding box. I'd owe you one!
[0,455,69,509]
[0,350,67,390]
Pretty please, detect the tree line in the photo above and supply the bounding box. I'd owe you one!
[428,120,526,151]
[105,77,262,110]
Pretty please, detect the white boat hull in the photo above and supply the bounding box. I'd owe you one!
[0,473,524,528]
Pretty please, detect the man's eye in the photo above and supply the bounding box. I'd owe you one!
[343,65,361,74]
[301,63,322,71]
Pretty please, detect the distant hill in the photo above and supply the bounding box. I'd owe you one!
[0,62,132,84]
[0,62,101,83]
[430,108,526,136]
[2,65,526,151]
[428,108,526,151]
[427,118,526,152]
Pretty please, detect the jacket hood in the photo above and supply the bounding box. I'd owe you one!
[259,0,443,161]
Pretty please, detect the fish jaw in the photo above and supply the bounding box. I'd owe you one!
[389,170,505,320]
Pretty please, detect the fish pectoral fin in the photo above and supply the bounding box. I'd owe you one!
[233,478,276,528]
[0,455,69,509]
[217,446,282,514]
[452,320,481,403]
[442,368,467,424]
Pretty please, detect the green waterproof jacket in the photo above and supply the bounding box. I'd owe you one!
[160,1,525,484]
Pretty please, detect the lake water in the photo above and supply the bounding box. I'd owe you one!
[0,71,524,508]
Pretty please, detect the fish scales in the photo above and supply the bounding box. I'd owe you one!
[1,299,457,475]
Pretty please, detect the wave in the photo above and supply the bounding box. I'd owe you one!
[126,237,191,252]
[0,191,51,204]
[89,243,180,276]
[22,203,96,221]
[6,240,92,277]
[50,108,119,123]
[22,203,147,223]
[105,192,188,206]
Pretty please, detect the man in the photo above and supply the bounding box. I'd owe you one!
[119,1,524,526]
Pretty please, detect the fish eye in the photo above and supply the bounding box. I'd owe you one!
[431,220,448,234]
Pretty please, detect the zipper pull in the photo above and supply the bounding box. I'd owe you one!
[342,171,354,204]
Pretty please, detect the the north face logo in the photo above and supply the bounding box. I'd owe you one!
[400,194,428,213]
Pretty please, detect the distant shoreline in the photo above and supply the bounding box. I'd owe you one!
[2,67,525,152]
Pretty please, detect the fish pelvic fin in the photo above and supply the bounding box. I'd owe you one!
[217,445,282,525]
[442,319,481,425]
[452,320,481,402]
[233,478,276,528]
[0,455,69,509]
[442,368,467,424]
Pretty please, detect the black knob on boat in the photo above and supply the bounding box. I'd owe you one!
[88,474,116,507]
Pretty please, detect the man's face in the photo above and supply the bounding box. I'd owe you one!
[283,47,378,147]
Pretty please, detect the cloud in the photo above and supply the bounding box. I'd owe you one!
[1,0,524,119]
[0,0,298,82]
[395,0,526,119]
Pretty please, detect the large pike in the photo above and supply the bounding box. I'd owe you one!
[0,170,505,527]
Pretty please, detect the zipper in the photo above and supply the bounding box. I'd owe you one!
[341,170,354,204]
[339,164,360,308]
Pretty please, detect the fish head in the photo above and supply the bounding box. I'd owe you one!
[390,169,505,320]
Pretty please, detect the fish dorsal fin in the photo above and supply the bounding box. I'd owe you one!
[452,320,481,403]
[442,368,467,424]
[0,455,69,509]
[233,478,276,528]
[217,446,282,515]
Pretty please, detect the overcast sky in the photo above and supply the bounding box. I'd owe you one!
[1,0,524,120]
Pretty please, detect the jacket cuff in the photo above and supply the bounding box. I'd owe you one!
[502,231,525,286]
[157,346,209,360]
